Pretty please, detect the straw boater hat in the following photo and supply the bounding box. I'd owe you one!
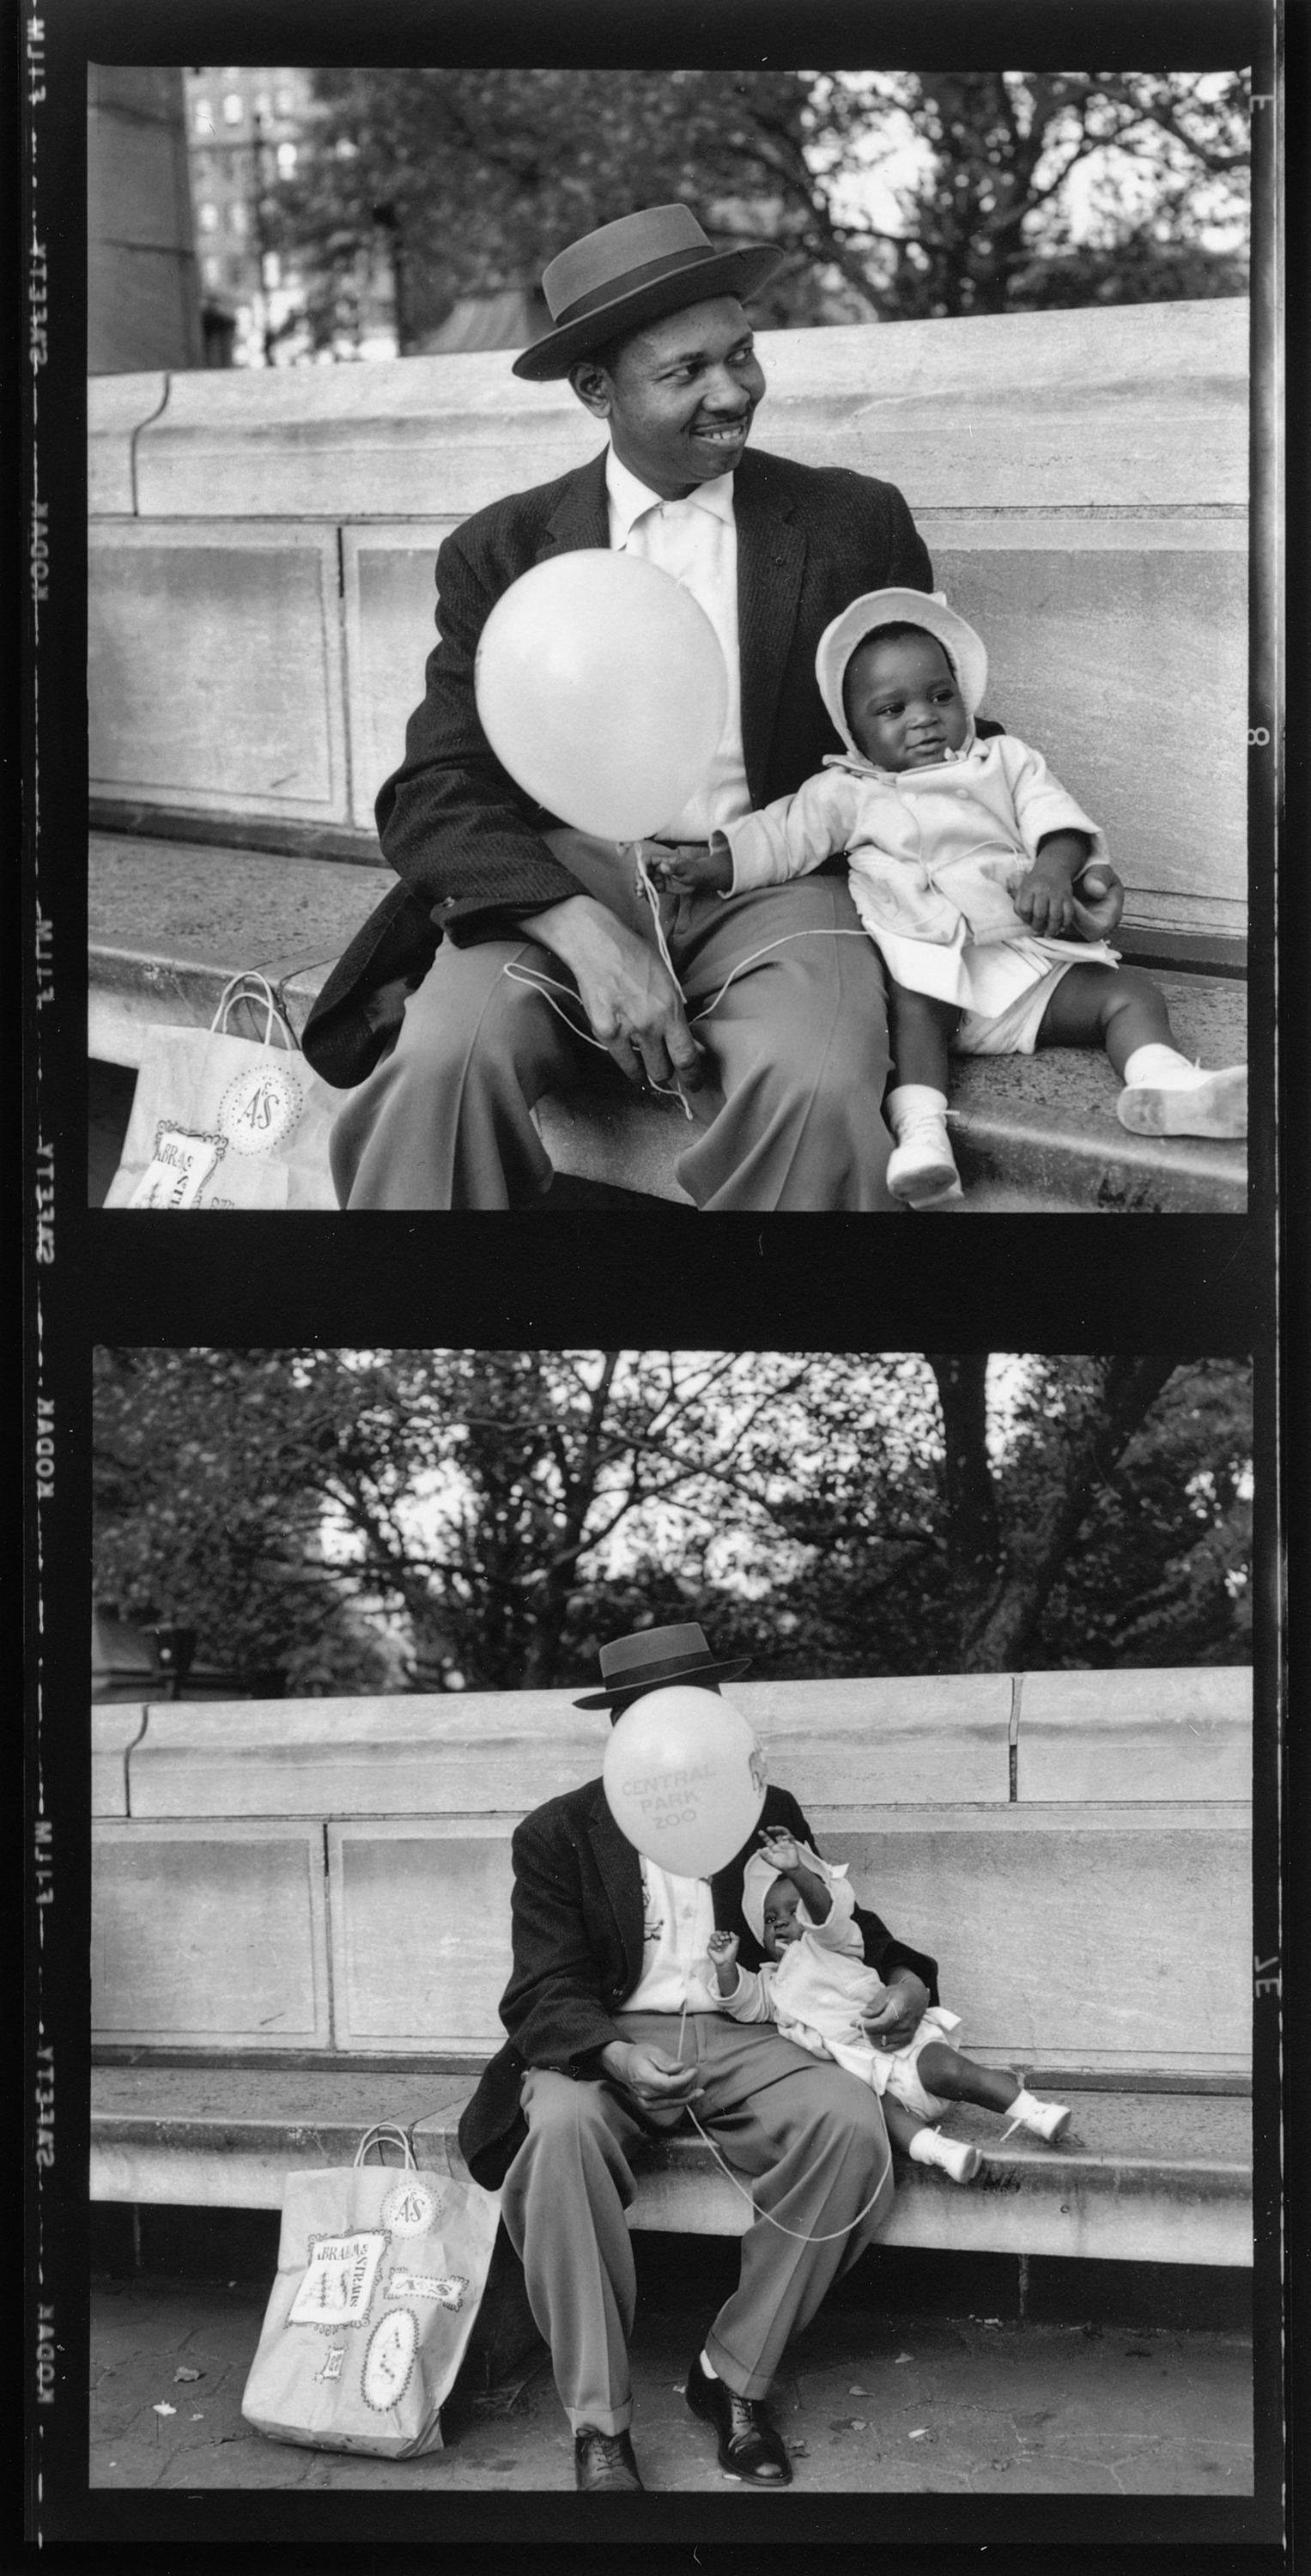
[574,1620,751,1713]
[513,203,787,383]
[815,588,990,756]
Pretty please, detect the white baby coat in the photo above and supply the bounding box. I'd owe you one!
[719,732,1119,1018]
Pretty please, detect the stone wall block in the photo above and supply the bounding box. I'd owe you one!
[824,1807,1250,2074]
[1017,1667,1252,1801]
[88,523,347,821]
[92,1820,331,2046]
[327,1823,513,2050]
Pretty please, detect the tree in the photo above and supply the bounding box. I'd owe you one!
[266,68,1249,352]
[93,1350,1251,1692]
[807,71,1250,319]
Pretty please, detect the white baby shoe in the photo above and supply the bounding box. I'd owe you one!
[998,2089,1072,2146]
[1117,1049,1247,1140]
[886,1085,963,1207]
[907,2127,981,2184]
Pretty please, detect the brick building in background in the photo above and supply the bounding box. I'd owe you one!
[184,67,398,366]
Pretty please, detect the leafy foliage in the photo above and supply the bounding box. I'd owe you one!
[264,68,1248,350]
[93,1351,1251,1692]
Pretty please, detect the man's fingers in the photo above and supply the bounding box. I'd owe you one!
[634,1017,703,1097]
[667,1030,704,1092]
[595,1020,642,1084]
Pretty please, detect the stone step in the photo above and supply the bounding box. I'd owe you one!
[90,2066,1252,2270]
[88,831,1247,1212]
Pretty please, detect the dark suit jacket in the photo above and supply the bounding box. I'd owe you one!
[457,1777,939,2191]
[301,444,933,1087]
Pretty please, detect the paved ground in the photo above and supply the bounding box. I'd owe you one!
[91,2270,1253,2495]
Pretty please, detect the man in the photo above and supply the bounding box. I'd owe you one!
[457,1623,938,2491]
[302,204,935,1209]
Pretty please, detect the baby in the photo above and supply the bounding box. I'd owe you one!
[706,1832,1071,2185]
[654,590,1247,1206]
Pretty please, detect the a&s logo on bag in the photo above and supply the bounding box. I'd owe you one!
[218,1061,307,1154]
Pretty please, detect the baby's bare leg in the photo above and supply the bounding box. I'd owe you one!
[915,2043,1019,2114]
[888,2081,983,2182]
[887,983,960,1091]
[881,2097,932,2154]
[917,2046,1075,2146]
[1035,963,1174,1078]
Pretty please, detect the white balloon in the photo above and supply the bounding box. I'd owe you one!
[603,1685,767,1878]
[475,550,728,840]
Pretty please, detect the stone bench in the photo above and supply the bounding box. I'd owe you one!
[88,297,1250,1210]
[91,1668,1253,2270]
[88,831,1247,1212]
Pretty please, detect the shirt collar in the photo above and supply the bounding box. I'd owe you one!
[606,443,736,543]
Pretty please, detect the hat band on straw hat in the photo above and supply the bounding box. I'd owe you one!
[574,1619,752,1709]
[552,241,719,329]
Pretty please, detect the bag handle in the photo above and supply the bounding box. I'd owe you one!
[354,2123,417,2170]
[210,972,297,1053]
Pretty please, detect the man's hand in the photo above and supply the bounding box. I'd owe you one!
[1071,865,1125,939]
[598,2039,703,2108]
[860,1971,930,2053]
[520,893,704,1092]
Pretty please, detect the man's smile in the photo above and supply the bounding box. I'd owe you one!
[692,417,750,447]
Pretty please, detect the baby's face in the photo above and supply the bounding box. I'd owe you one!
[762,1876,804,1957]
[845,631,969,771]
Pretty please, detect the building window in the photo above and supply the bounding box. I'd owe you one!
[274,87,294,115]
[198,203,219,233]
[202,256,222,289]
[228,201,247,236]
[276,140,297,177]
[263,252,282,289]
[253,91,271,119]
[192,97,214,136]
[222,92,244,125]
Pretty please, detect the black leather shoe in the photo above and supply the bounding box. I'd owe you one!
[574,2424,644,2490]
[685,2354,792,2484]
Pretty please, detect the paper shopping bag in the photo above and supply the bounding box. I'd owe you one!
[241,2125,502,2458]
[105,974,339,1210]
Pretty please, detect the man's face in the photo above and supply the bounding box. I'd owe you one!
[572,297,766,500]
[845,630,970,771]
[762,1875,804,1957]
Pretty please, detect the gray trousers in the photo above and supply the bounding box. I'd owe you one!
[329,876,898,1211]
[499,2012,895,2436]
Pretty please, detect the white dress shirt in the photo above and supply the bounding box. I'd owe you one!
[605,446,752,841]
[618,1856,725,2018]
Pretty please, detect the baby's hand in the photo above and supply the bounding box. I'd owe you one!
[707,1930,739,1963]
[1014,864,1077,939]
[647,843,733,895]
[756,1830,803,1875]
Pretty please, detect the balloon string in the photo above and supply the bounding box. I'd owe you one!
[688,929,871,1027]
[671,1982,889,2245]
[504,911,871,1126]
[501,962,695,1118]
[632,853,872,1030]
[680,2099,893,2244]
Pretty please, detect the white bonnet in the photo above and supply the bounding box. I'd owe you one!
[741,1842,846,1947]
[816,588,989,756]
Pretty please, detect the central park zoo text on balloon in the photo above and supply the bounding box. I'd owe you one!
[621,1764,719,1833]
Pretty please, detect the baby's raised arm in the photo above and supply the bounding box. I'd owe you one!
[756,1830,833,1923]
